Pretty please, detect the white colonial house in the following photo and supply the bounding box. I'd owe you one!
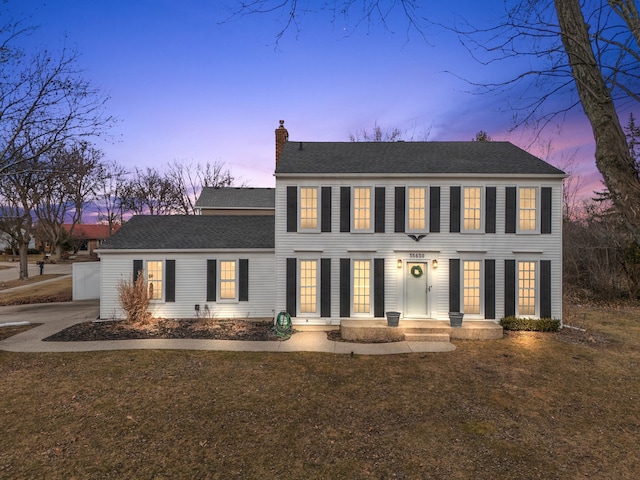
[98,121,565,325]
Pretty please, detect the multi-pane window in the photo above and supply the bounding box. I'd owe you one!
[146,261,163,300]
[353,260,371,313]
[408,187,426,230]
[353,187,371,230]
[463,187,482,231]
[518,261,536,316]
[519,188,537,231]
[463,260,481,314]
[220,260,237,300]
[299,260,318,314]
[300,187,318,229]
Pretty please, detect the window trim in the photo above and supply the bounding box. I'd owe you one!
[145,260,164,302]
[407,186,428,233]
[218,259,238,303]
[462,259,483,317]
[517,187,539,234]
[517,260,538,317]
[298,186,320,232]
[352,258,373,316]
[462,186,484,233]
[298,258,320,316]
[352,186,374,233]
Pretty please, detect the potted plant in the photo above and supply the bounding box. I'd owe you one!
[448,312,464,327]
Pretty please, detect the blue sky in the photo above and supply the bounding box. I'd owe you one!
[5,0,611,198]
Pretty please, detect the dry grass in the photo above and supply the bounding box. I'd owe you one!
[0,274,65,291]
[0,303,639,479]
[0,277,72,306]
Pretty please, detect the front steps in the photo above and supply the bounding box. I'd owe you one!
[340,319,503,343]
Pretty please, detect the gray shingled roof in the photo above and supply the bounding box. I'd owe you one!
[195,187,275,209]
[275,141,566,175]
[99,215,274,250]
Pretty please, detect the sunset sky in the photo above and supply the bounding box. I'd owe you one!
[6,0,630,200]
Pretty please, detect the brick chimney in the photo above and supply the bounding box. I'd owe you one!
[275,119,288,166]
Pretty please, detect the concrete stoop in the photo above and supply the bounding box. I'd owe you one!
[340,319,503,343]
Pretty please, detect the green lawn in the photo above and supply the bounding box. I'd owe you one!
[0,303,638,479]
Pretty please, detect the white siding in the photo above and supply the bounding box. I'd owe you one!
[99,251,275,320]
[275,176,563,324]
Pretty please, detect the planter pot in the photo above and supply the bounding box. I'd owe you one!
[386,311,401,327]
[449,312,464,328]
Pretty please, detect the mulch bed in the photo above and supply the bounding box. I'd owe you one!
[44,318,282,342]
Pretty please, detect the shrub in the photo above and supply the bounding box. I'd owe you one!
[117,274,152,325]
[500,316,561,332]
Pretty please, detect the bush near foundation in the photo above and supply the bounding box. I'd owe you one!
[117,274,152,325]
[500,316,561,332]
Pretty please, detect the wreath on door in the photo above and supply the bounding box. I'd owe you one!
[410,265,424,278]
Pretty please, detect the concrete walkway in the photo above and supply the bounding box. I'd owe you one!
[0,300,456,355]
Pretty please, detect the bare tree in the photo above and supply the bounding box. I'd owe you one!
[165,160,237,214]
[121,167,179,215]
[349,121,431,142]
[472,131,492,142]
[93,160,129,234]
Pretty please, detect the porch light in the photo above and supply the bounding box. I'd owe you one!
[432,259,438,269]
[397,259,403,269]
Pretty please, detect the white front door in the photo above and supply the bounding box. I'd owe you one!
[406,262,429,317]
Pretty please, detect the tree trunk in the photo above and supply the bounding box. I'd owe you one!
[555,0,640,243]
[18,242,29,281]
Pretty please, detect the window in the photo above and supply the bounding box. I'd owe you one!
[353,260,371,313]
[146,261,163,300]
[463,187,482,231]
[408,187,426,230]
[299,260,318,314]
[220,260,237,300]
[518,261,536,316]
[300,187,318,230]
[353,187,372,231]
[463,261,481,314]
[519,187,537,231]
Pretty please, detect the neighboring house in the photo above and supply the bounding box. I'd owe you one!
[98,121,565,324]
[98,215,275,320]
[195,187,275,215]
[67,224,121,255]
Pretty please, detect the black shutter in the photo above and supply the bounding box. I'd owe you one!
[541,187,552,234]
[505,187,516,233]
[505,260,516,317]
[484,259,495,319]
[239,259,249,302]
[321,186,332,232]
[287,186,297,232]
[540,260,551,318]
[206,259,216,302]
[395,186,405,233]
[340,187,351,232]
[375,187,385,233]
[374,258,385,317]
[449,259,460,312]
[133,260,143,281]
[340,258,350,317]
[485,187,496,234]
[450,186,461,233]
[321,258,331,317]
[286,258,297,317]
[430,186,440,233]
[165,260,175,302]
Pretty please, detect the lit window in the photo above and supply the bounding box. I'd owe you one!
[408,187,426,230]
[463,187,482,231]
[220,260,237,299]
[146,261,163,300]
[299,260,318,314]
[300,187,318,230]
[519,188,537,231]
[353,187,371,230]
[353,260,371,313]
[463,261,481,314]
[518,261,536,316]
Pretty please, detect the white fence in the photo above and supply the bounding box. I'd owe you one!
[72,262,100,300]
